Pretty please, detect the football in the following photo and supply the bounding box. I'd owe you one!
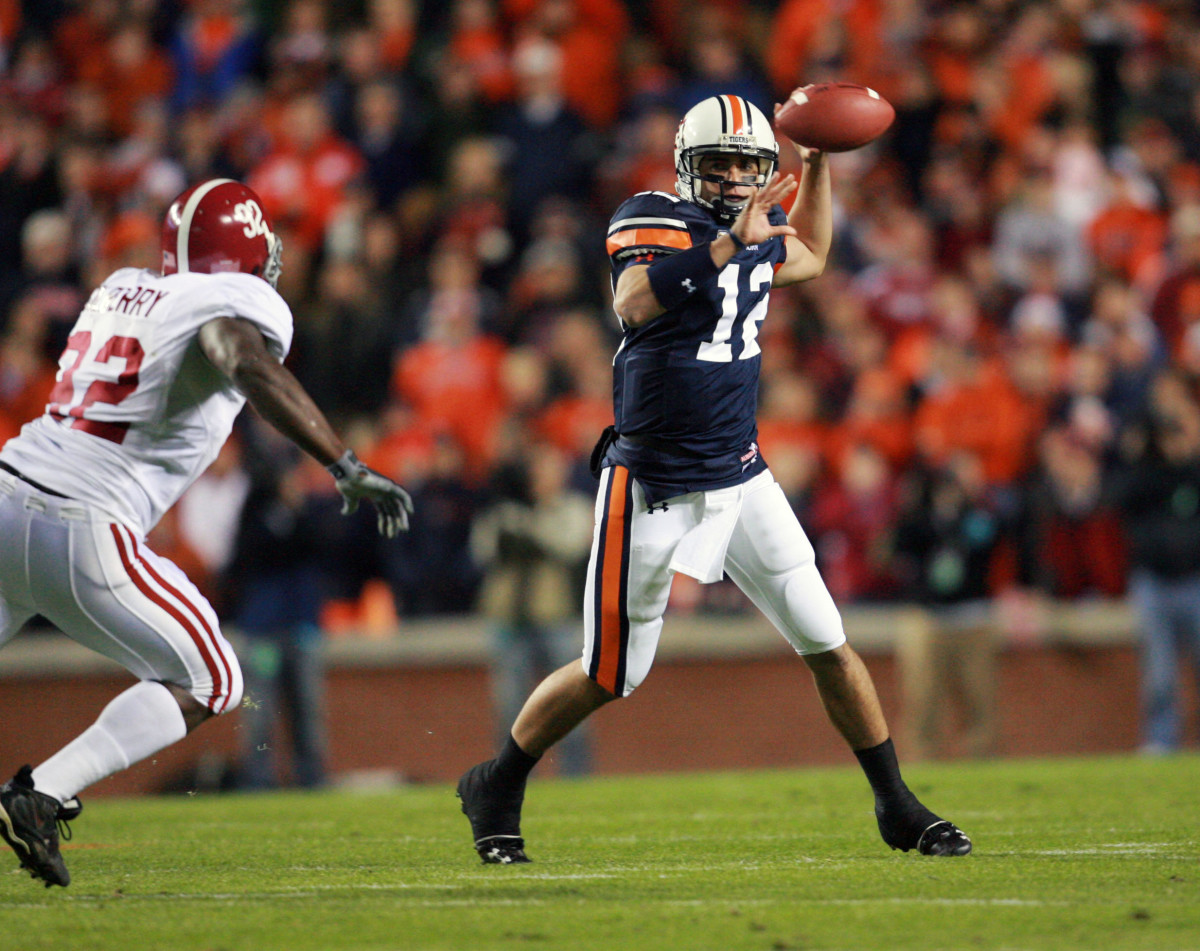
[774,83,895,152]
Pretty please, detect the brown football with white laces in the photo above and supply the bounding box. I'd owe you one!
[774,82,895,152]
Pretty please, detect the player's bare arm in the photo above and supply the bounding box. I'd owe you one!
[199,319,345,463]
[614,171,799,327]
[773,105,832,287]
[199,316,344,465]
[198,316,413,537]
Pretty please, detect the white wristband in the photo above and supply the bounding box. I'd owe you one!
[326,449,359,481]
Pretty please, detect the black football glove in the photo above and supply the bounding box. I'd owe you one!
[326,449,414,538]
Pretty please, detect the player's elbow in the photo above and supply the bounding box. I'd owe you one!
[775,260,826,288]
[618,306,655,328]
[792,250,830,285]
[612,266,663,327]
[612,290,658,328]
[804,241,830,277]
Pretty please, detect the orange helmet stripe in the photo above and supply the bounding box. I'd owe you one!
[726,94,745,134]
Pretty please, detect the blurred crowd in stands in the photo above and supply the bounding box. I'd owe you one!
[4,0,1200,632]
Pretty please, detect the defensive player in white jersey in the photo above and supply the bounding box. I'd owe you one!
[0,179,413,887]
[458,96,971,863]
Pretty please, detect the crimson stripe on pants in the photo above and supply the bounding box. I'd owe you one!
[109,524,230,712]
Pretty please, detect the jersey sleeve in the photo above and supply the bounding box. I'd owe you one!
[208,272,295,361]
[606,192,696,280]
[769,204,789,272]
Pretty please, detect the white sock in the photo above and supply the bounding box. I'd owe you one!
[31,681,188,803]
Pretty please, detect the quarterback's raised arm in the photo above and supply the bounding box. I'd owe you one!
[773,134,831,287]
[198,316,413,537]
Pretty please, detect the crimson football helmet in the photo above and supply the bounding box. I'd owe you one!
[161,179,282,288]
[674,95,778,223]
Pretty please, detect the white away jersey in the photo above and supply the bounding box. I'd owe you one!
[1,268,293,536]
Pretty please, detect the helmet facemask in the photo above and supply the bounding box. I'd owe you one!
[679,150,775,224]
[262,231,283,288]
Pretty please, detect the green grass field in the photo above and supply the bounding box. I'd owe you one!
[0,754,1196,951]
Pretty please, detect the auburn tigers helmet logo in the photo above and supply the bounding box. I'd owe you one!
[161,179,283,287]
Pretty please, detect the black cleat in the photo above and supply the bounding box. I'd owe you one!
[475,837,531,865]
[878,799,972,856]
[456,760,531,865]
[0,766,73,887]
[915,820,972,856]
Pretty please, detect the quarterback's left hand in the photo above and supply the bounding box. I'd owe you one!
[326,450,414,538]
[730,172,799,247]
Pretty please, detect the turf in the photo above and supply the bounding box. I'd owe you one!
[0,754,1196,951]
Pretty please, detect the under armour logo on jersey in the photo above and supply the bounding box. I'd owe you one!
[681,278,694,293]
[647,501,670,513]
[233,200,271,240]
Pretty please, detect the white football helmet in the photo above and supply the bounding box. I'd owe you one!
[674,95,778,223]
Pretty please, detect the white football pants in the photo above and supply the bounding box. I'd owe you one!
[0,472,242,713]
[582,466,846,696]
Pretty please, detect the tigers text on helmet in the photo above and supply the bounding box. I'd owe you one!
[674,95,778,224]
[161,179,283,288]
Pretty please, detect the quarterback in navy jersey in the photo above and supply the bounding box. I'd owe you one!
[603,188,788,502]
[457,95,972,866]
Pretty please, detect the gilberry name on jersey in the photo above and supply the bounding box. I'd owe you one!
[84,285,170,318]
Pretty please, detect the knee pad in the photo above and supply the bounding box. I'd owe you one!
[781,564,847,654]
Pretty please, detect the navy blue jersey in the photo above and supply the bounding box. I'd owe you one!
[603,190,788,504]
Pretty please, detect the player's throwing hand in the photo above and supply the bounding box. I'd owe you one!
[730,173,800,248]
[327,450,415,538]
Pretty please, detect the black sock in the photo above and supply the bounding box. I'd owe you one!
[853,738,912,806]
[493,733,540,790]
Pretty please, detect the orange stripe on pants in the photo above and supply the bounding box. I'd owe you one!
[596,467,629,694]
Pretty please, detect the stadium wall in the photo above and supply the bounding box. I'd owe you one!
[0,600,1192,797]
